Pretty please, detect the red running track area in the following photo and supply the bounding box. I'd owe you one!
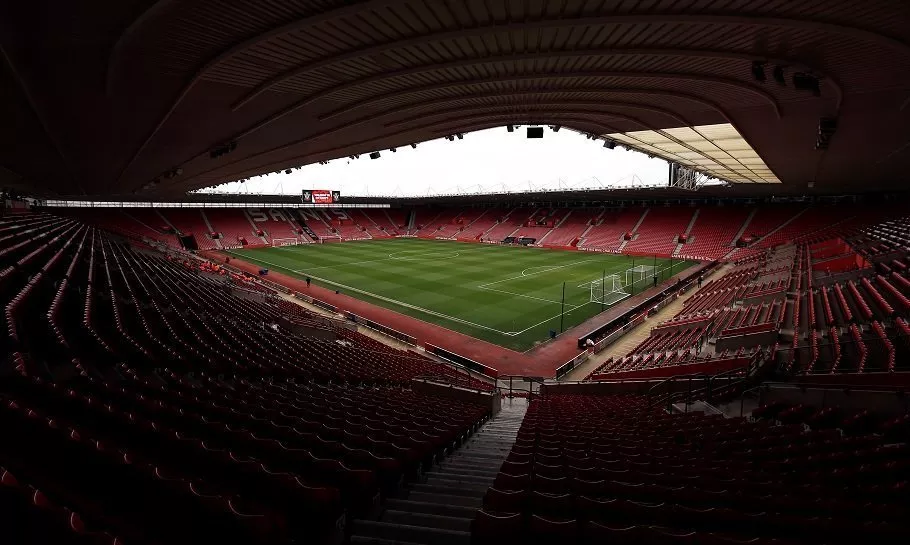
[214,251,701,377]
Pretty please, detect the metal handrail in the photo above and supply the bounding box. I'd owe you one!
[647,372,709,411]
[497,375,546,402]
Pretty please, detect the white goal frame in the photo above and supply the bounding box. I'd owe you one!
[625,264,657,286]
[271,237,300,247]
[580,274,627,304]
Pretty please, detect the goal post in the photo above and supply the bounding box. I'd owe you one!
[579,274,628,305]
[271,237,300,247]
[625,264,657,287]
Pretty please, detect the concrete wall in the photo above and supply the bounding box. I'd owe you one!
[411,379,500,416]
[761,383,910,417]
[715,327,778,353]
[542,375,742,396]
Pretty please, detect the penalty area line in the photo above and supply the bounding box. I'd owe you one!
[476,285,582,309]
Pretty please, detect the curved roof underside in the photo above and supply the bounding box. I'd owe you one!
[1,0,909,198]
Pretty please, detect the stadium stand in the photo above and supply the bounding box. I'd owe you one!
[541,208,603,249]
[415,209,462,239]
[353,210,392,239]
[578,208,645,252]
[0,212,500,544]
[477,393,910,545]
[158,209,219,250]
[204,209,265,248]
[481,209,527,242]
[6,2,910,543]
[3,202,909,544]
[679,206,752,261]
[453,209,496,241]
[623,207,697,256]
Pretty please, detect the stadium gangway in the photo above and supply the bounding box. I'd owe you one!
[496,375,546,401]
[646,352,764,413]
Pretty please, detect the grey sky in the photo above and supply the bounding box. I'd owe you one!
[199,127,670,197]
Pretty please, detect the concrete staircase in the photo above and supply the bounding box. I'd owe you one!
[731,207,758,245]
[674,208,700,257]
[351,400,527,545]
[199,210,223,249]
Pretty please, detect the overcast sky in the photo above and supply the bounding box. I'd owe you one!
[198,127,670,197]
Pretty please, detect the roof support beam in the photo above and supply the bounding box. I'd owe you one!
[234,14,904,108]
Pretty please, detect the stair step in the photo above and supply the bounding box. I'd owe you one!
[425,472,495,484]
[411,483,489,497]
[352,521,470,545]
[407,491,483,507]
[451,450,506,460]
[351,536,424,545]
[457,448,510,457]
[425,475,494,488]
[384,499,479,519]
[441,457,503,467]
[470,434,517,441]
[381,510,473,532]
[464,444,512,451]
[432,466,501,477]
[472,436,517,442]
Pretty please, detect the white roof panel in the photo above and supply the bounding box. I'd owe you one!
[606,123,780,184]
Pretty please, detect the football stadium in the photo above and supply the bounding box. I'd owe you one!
[2,2,910,545]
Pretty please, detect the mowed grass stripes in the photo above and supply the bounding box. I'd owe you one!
[230,239,694,351]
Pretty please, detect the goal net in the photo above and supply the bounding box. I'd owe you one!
[271,237,300,247]
[626,265,657,286]
[580,275,628,304]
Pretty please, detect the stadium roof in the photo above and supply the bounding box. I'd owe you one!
[607,124,780,184]
[2,1,909,198]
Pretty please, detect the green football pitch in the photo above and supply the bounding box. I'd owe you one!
[228,239,695,351]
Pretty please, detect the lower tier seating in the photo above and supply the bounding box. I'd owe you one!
[476,393,910,545]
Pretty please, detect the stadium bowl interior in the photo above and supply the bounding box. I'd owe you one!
[1,1,910,544]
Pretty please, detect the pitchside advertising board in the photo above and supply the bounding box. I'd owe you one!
[302,189,341,204]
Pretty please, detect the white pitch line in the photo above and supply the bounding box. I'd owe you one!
[225,251,515,336]
[478,258,599,288]
[510,301,596,335]
[299,272,516,335]
[290,250,460,272]
[477,285,581,308]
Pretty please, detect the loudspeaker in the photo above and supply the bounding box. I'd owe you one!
[526,127,543,138]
